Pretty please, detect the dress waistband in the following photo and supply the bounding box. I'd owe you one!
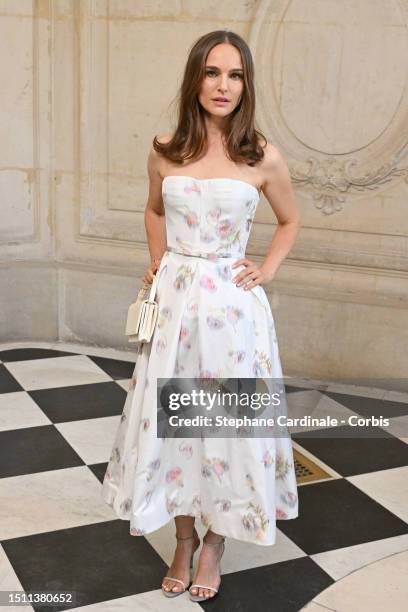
[166,246,239,260]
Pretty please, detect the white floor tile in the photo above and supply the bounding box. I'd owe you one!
[313,550,408,611]
[0,466,115,540]
[56,415,121,465]
[0,391,51,432]
[311,533,408,580]
[5,355,113,390]
[347,466,408,522]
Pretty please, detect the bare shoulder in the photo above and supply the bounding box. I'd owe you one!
[258,142,300,225]
[147,133,172,179]
[148,133,175,180]
[260,142,287,181]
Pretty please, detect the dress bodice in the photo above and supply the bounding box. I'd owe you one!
[162,175,260,260]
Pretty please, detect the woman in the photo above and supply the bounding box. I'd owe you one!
[102,30,301,602]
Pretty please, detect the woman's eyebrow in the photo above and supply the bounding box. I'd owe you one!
[205,65,243,72]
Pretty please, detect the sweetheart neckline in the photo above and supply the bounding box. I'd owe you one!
[162,174,261,198]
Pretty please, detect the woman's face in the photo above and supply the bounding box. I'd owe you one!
[198,43,244,119]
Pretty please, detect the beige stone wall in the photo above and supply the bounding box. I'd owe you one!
[1,0,407,378]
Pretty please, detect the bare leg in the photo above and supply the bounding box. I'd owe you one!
[162,516,200,594]
[189,528,225,599]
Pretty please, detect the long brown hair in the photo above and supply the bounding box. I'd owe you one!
[153,30,267,167]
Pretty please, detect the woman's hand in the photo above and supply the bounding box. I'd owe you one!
[142,257,161,284]
[231,258,273,289]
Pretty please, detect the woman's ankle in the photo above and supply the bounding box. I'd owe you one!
[203,530,225,545]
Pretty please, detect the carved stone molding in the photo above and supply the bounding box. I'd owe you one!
[250,0,408,215]
[289,147,408,215]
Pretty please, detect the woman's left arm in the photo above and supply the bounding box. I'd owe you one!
[232,145,301,289]
[258,144,301,282]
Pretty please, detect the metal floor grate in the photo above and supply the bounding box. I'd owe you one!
[293,448,332,484]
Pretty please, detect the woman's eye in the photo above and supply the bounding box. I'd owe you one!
[205,70,243,79]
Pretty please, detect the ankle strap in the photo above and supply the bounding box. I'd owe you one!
[203,535,225,546]
[176,530,198,541]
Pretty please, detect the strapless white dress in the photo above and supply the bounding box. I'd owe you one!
[101,175,298,545]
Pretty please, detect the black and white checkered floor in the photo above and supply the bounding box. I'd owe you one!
[1,342,407,612]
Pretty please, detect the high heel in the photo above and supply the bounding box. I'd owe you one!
[161,528,200,598]
[188,533,226,602]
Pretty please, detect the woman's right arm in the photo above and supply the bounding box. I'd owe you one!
[143,145,167,284]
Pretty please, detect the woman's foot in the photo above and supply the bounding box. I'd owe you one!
[161,528,200,595]
[189,531,225,600]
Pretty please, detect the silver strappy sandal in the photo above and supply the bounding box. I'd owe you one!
[188,533,226,602]
[161,529,200,598]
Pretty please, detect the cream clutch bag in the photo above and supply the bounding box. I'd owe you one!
[125,272,159,344]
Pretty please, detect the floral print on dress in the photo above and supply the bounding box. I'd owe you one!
[101,177,298,546]
[130,527,146,536]
[228,349,246,365]
[206,314,225,330]
[155,334,167,355]
[280,491,298,508]
[186,300,198,317]
[226,305,245,330]
[201,457,230,483]
[192,495,201,512]
[262,449,274,468]
[246,472,256,492]
[253,350,272,376]
[166,466,184,487]
[216,263,232,281]
[200,275,218,292]
[143,490,154,509]
[184,183,200,194]
[276,450,293,480]
[179,322,191,349]
[184,210,199,227]
[214,498,232,512]
[146,458,160,481]
[178,441,193,458]
[173,264,194,291]
[158,306,172,328]
[120,498,132,514]
[242,502,270,540]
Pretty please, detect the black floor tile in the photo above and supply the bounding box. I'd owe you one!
[277,478,408,555]
[284,384,322,394]
[0,348,79,362]
[88,462,108,483]
[293,426,408,476]
[0,364,23,394]
[87,355,136,380]
[2,520,168,612]
[324,390,408,419]
[202,556,334,612]
[29,382,127,423]
[0,426,84,478]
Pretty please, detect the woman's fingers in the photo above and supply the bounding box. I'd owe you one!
[142,267,155,284]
